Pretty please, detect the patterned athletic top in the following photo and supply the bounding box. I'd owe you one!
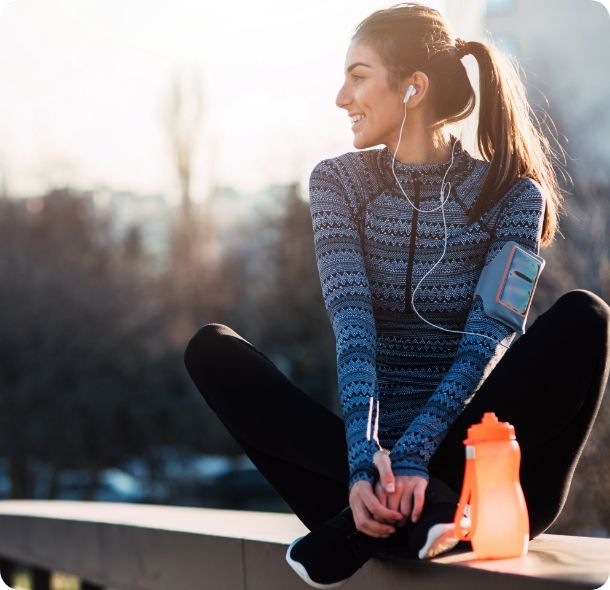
[308,134,545,492]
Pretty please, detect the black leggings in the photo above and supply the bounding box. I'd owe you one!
[184,289,610,540]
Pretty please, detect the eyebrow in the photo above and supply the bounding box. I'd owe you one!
[345,62,373,73]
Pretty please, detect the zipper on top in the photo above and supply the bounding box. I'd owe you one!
[404,173,420,314]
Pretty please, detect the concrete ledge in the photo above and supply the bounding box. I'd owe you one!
[0,500,608,589]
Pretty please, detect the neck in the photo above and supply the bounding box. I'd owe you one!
[386,120,453,165]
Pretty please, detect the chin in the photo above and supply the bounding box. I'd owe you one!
[352,134,375,150]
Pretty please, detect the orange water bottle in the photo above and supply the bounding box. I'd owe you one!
[453,411,530,559]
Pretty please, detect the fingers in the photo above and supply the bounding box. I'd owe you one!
[351,481,403,538]
[374,479,386,503]
[372,454,430,527]
[397,477,427,523]
[384,481,403,516]
[410,479,428,523]
[357,462,431,535]
[363,488,403,525]
[372,450,403,524]
[399,490,412,523]
[374,480,409,528]
[352,501,396,537]
[373,480,391,521]
[373,450,395,493]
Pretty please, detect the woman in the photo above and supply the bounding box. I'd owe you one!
[184,3,610,588]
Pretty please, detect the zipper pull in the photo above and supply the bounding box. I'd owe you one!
[366,396,374,441]
[366,396,384,452]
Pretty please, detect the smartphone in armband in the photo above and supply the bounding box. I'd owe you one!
[474,240,545,334]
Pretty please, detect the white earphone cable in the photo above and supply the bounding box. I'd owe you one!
[392,96,511,349]
[365,88,511,455]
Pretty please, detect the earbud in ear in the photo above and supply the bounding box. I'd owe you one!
[403,84,417,104]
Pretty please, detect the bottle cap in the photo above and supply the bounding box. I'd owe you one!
[464,411,516,444]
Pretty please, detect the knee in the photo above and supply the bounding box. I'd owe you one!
[552,289,610,346]
[183,323,231,373]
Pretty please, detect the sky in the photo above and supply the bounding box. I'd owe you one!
[0,0,467,203]
[0,0,608,203]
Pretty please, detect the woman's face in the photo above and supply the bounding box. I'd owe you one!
[335,40,405,149]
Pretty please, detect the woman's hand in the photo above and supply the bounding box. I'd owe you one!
[348,479,404,538]
[372,450,428,525]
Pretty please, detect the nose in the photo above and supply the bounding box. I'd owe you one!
[335,83,350,110]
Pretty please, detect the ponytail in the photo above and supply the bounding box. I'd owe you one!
[462,39,567,246]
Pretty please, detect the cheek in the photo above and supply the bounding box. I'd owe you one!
[364,89,395,118]
[380,100,403,124]
[355,82,377,102]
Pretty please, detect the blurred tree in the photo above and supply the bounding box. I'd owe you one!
[161,65,220,351]
[0,190,194,498]
[122,224,145,264]
[164,66,203,232]
[255,183,337,409]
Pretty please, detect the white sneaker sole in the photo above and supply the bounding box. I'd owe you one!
[285,535,349,589]
[418,522,460,560]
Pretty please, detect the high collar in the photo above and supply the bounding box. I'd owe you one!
[376,134,475,198]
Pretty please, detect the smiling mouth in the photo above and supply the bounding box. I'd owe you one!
[351,117,365,128]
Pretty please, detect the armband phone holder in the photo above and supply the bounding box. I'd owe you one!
[474,240,545,334]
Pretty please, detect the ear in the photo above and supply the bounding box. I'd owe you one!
[402,71,430,106]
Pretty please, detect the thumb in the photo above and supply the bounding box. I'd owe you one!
[374,450,395,493]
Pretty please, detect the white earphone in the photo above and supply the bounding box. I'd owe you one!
[403,84,417,103]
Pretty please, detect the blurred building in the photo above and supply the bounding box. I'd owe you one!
[484,0,610,182]
[443,0,487,41]
[88,188,173,264]
[203,182,291,263]
[79,182,292,272]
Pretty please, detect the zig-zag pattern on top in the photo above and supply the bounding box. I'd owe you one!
[308,135,546,492]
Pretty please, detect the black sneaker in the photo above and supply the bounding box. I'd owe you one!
[285,506,389,588]
[409,501,461,559]
[376,477,462,561]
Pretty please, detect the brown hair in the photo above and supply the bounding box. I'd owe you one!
[351,2,568,246]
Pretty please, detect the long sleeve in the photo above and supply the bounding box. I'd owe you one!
[389,177,546,480]
[308,158,382,492]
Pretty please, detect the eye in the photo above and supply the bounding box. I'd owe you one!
[351,74,363,81]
